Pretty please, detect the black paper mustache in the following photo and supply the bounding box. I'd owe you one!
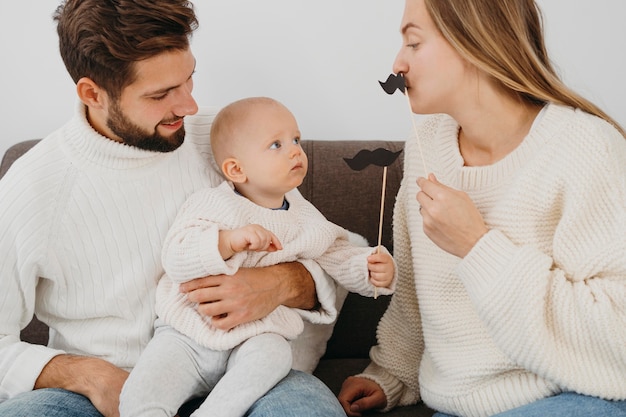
[343,148,403,171]
[379,73,406,95]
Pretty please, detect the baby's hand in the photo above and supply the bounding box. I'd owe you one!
[367,252,395,288]
[222,224,283,256]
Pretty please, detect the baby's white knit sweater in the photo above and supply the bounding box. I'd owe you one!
[156,181,395,351]
[360,104,626,417]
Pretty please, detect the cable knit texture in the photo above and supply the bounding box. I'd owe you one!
[358,103,626,417]
[156,181,395,351]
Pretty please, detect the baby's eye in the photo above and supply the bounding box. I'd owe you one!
[292,137,301,145]
[269,141,281,150]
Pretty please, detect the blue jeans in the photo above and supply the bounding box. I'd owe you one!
[0,370,344,417]
[433,392,626,417]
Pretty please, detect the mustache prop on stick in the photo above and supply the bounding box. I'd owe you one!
[378,73,406,95]
[343,148,403,171]
[379,73,428,175]
[344,147,402,298]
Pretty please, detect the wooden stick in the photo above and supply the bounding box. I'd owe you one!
[377,166,387,251]
[374,166,388,299]
[405,89,428,175]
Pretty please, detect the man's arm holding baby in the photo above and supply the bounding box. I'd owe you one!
[179,261,318,331]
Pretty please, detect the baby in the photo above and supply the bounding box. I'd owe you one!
[120,97,396,417]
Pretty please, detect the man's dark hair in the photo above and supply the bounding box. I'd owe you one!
[53,0,198,100]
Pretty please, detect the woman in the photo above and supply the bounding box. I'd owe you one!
[338,1,626,416]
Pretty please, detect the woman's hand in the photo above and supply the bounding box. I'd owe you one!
[338,376,387,416]
[417,174,488,258]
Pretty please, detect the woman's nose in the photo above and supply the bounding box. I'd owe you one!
[392,49,408,76]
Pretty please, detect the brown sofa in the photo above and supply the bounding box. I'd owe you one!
[1,139,435,417]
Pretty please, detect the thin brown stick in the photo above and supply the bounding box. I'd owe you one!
[405,90,428,175]
[374,166,388,299]
[377,166,387,251]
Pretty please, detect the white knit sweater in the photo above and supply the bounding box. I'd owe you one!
[0,104,337,402]
[156,181,395,351]
[359,104,626,417]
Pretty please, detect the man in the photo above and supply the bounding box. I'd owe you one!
[0,1,344,416]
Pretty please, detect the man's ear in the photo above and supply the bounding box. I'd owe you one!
[222,158,247,183]
[76,77,107,109]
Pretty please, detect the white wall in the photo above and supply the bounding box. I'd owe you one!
[1,1,624,158]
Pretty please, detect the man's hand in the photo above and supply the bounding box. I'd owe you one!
[35,354,128,417]
[338,376,387,416]
[179,262,316,330]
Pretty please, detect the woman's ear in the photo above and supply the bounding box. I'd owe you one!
[222,158,246,183]
[76,77,107,109]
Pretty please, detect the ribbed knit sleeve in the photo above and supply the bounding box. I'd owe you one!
[161,182,244,281]
[314,234,396,297]
[0,141,68,401]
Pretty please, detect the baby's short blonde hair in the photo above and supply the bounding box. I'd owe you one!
[210,97,287,167]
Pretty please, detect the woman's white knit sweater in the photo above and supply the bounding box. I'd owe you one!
[359,104,626,417]
[156,181,395,351]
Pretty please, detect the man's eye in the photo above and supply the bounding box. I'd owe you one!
[151,94,168,101]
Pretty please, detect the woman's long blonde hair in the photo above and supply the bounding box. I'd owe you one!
[424,0,625,138]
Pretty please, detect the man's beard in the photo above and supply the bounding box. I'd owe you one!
[106,101,185,153]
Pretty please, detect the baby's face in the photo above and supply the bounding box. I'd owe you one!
[236,103,308,197]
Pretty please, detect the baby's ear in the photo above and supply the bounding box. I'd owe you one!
[222,158,246,183]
